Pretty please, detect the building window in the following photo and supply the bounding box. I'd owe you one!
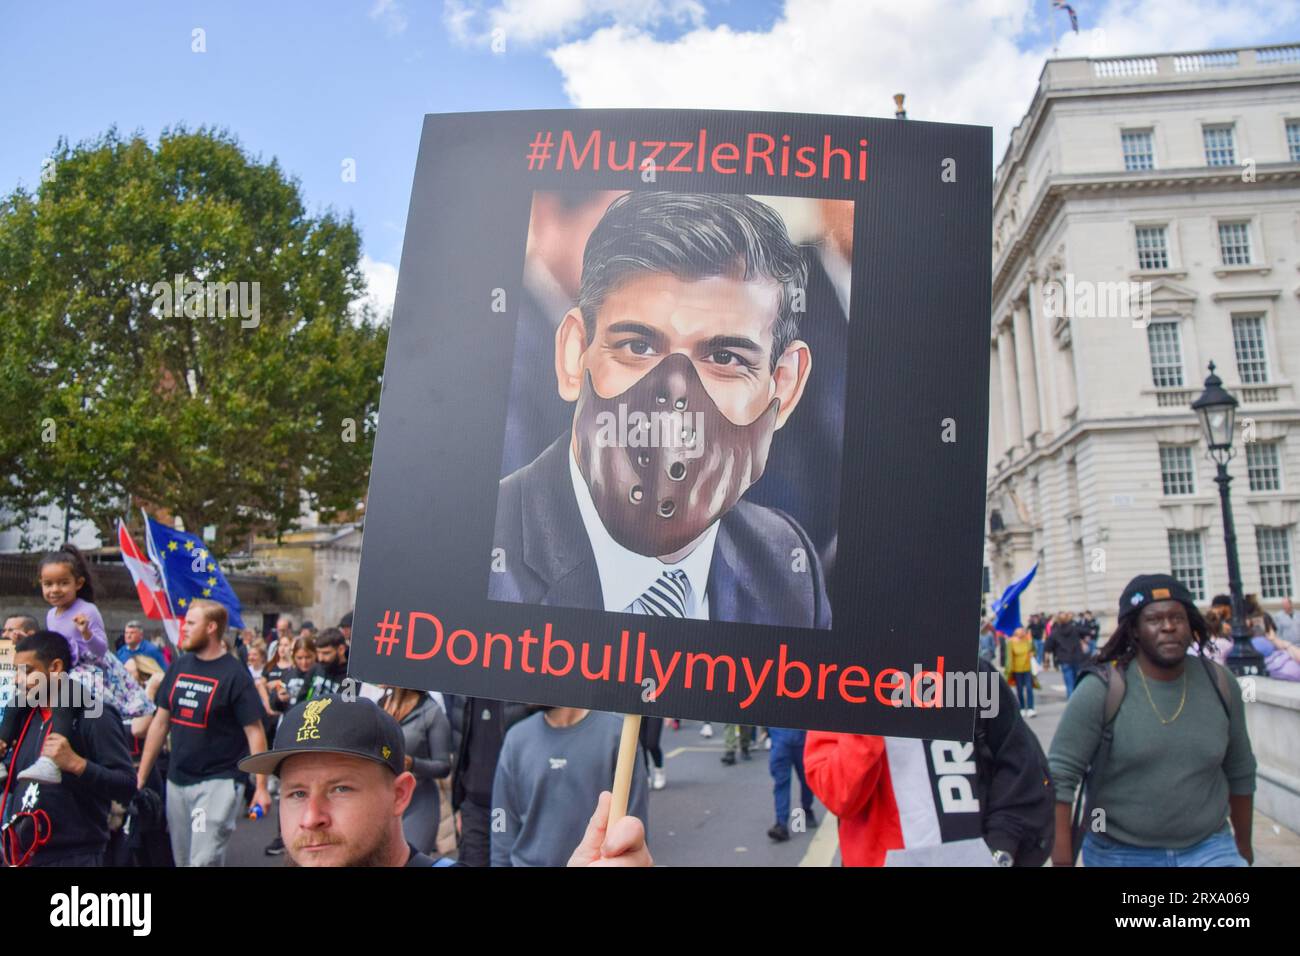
[1217,221,1252,266]
[1135,225,1170,270]
[1159,445,1197,495]
[1287,120,1300,162]
[1231,314,1269,384]
[1203,125,1236,166]
[1147,321,1184,387]
[1121,129,1154,170]
[1256,527,1294,599]
[1247,441,1282,492]
[1168,530,1206,601]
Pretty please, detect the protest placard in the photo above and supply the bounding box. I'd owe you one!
[351,109,991,739]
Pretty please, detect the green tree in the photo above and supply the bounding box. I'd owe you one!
[0,127,389,553]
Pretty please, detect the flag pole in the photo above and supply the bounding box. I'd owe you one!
[609,713,642,824]
[142,508,180,654]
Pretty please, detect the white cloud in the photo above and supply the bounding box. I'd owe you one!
[371,0,409,36]
[1060,0,1296,58]
[536,0,1299,161]
[354,255,399,322]
[445,0,706,46]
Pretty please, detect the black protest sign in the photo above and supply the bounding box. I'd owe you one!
[351,109,991,737]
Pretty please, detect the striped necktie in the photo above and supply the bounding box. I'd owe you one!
[629,569,691,618]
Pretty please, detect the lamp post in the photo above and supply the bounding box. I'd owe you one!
[1191,362,1265,676]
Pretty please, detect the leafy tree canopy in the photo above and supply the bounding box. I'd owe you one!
[0,127,389,553]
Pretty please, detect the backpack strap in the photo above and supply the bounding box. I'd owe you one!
[1101,660,1127,726]
[1070,660,1127,862]
[1197,654,1233,720]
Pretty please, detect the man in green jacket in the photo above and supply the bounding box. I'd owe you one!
[1049,573,1255,867]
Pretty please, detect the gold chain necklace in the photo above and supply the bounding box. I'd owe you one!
[1137,663,1187,724]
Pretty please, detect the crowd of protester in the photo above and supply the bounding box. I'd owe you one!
[983,596,1300,697]
[1,543,1293,868]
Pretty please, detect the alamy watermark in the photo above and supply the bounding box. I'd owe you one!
[8,667,104,718]
[593,403,705,460]
[150,274,260,328]
[886,663,1001,718]
[1042,276,1151,328]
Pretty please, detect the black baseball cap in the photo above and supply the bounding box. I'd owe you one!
[238,696,405,777]
[1118,573,1197,621]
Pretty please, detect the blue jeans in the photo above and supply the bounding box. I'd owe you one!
[1083,825,1247,867]
[769,737,815,827]
[1033,638,1044,662]
[1060,663,1078,697]
[1013,671,1034,710]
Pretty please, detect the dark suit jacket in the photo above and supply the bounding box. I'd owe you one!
[500,283,575,476]
[489,437,832,629]
[743,245,846,568]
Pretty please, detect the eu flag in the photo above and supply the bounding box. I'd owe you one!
[991,562,1037,636]
[145,515,245,629]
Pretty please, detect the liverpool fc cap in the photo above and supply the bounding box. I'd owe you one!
[238,696,405,777]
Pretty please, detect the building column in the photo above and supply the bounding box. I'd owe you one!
[998,324,1023,450]
[1012,303,1041,441]
[1027,275,1059,436]
[988,344,1005,463]
[1056,338,1079,418]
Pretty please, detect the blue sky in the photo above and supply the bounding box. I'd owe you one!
[3,0,1297,312]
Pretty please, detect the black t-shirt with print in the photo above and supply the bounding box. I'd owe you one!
[157,651,265,785]
[261,663,288,736]
[310,663,348,698]
[272,665,314,711]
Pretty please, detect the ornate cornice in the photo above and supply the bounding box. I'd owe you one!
[992,164,1300,306]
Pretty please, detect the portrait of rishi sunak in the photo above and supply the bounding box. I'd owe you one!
[490,191,832,629]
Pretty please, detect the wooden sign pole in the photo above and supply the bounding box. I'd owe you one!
[609,712,642,824]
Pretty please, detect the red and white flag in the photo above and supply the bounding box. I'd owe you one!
[117,518,181,648]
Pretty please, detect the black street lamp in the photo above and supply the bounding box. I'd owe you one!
[1191,362,1266,676]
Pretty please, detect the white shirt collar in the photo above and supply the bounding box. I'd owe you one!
[568,445,718,616]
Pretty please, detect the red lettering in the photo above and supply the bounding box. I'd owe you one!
[822,134,851,180]
[875,668,907,707]
[580,643,611,681]
[684,652,737,692]
[746,133,775,174]
[794,145,817,178]
[446,628,478,666]
[641,140,665,171]
[839,665,871,703]
[665,141,693,172]
[606,139,635,172]
[405,612,443,660]
[816,661,839,700]
[518,628,538,674]
[739,656,773,709]
[542,623,574,677]
[911,656,945,708]
[557,129,601,170]
[649,648,682,696]
[483,632,512,669]
[776,643,811,699]
[712,142,740,173]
